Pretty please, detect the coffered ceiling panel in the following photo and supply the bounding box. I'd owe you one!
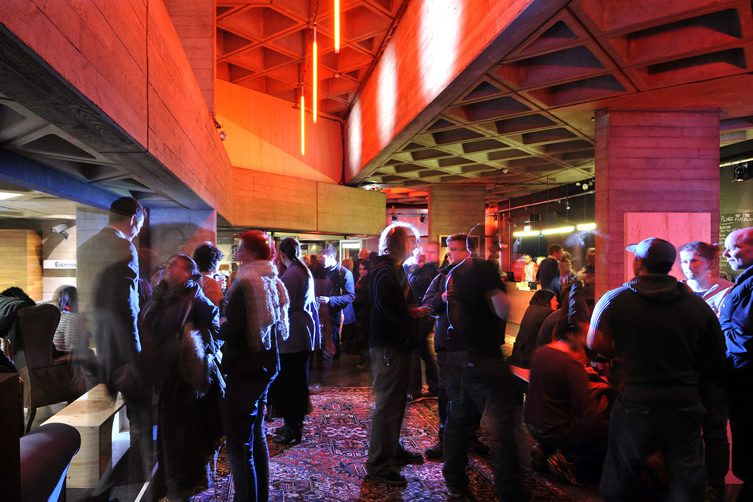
[364,0,753,206]
[216,0,407,119]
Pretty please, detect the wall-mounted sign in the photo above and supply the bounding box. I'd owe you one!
[43,260,76,270]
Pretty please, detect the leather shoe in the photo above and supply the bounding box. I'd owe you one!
[396,447,424,465]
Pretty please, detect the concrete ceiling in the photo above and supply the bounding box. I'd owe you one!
[0,92,187,210]
[0,180,80,220]
[216,0,407,118]
[352,0,753,205]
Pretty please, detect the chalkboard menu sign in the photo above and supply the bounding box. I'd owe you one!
[720,164,753,276]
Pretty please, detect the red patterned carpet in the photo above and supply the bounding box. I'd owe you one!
[193,387,580,501]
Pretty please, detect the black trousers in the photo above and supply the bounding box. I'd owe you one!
[268,351,312,426]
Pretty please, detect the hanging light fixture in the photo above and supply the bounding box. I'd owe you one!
[334,0,341,53]
[300,88,305,156]
[313,25,318,123]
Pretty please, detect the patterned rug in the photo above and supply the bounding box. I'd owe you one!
[192,387,578,501]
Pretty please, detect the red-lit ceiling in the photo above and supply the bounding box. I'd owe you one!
[362,0,753,205]
[216,0,406,119]
[216,1,753,206]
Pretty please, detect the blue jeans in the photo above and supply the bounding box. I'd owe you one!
[600,399,706,502]
[442,355,526,501]
[222,373,276,502]
[366,347,411,475]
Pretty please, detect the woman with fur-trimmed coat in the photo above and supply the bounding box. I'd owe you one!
[220,231,289,502]
[140,254,220,500]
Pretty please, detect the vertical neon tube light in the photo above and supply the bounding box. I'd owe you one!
[300,91,305,156]
[313,27,318,123]
[334,0,340,53]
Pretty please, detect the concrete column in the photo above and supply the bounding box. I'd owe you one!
[429,185,486,253]
[594,109,720,296]
[164,0,215,112]
[144,208,217,275]
[76,207,111,320]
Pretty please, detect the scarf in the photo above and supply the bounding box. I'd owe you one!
[233,260,289,352]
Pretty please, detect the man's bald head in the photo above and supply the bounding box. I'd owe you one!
[723,227,753,271]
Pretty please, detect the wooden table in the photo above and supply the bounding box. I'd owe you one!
[43,384,124,489]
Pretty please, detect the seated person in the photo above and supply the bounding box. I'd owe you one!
[509,289,557,368]
[525,318,610,485]
[50,285,90,355]
[0,287,35,361]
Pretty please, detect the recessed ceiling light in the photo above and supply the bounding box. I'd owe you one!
[44,214,76,219]
[0,191,23,201]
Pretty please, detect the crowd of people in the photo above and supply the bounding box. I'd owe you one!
[1,195,752,502]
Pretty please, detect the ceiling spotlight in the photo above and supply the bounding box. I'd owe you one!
[581,182,589,190]
[502,168,509,174]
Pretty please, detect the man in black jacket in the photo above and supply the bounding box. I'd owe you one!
[79,197,150,496]
[588,237,726,502]
[316,245,355,359]
[537,244,563,294]
[441,241,528,501]
[405,242,440,400]
[365,223,425,486]
[720,227,753,500]
[420,234,487,461]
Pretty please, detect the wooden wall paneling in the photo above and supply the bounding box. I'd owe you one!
[316,183,386,235]
[0,230,42,300]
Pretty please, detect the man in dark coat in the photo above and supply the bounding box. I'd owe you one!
[589,237,726,502]
[405,242,440,399]
[365,223,426,486]
[537,244,563,293]
[316,245,355,359]
[79,197,150,494]
[442,243,528,501]
[720,227,753,500]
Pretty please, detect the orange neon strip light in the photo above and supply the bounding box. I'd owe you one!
[334,0,340,54]
[313,32,318,123]
[300,92,305,156]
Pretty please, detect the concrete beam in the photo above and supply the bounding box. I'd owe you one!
[344,0,568,182]
[0,150,118,210]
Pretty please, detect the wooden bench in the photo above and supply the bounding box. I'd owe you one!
[43,384,124,489]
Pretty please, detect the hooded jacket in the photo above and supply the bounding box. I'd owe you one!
[588,274,725,403]
[718,264,753,380]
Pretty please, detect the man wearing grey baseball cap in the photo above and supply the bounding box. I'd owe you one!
[588,237,726,501]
